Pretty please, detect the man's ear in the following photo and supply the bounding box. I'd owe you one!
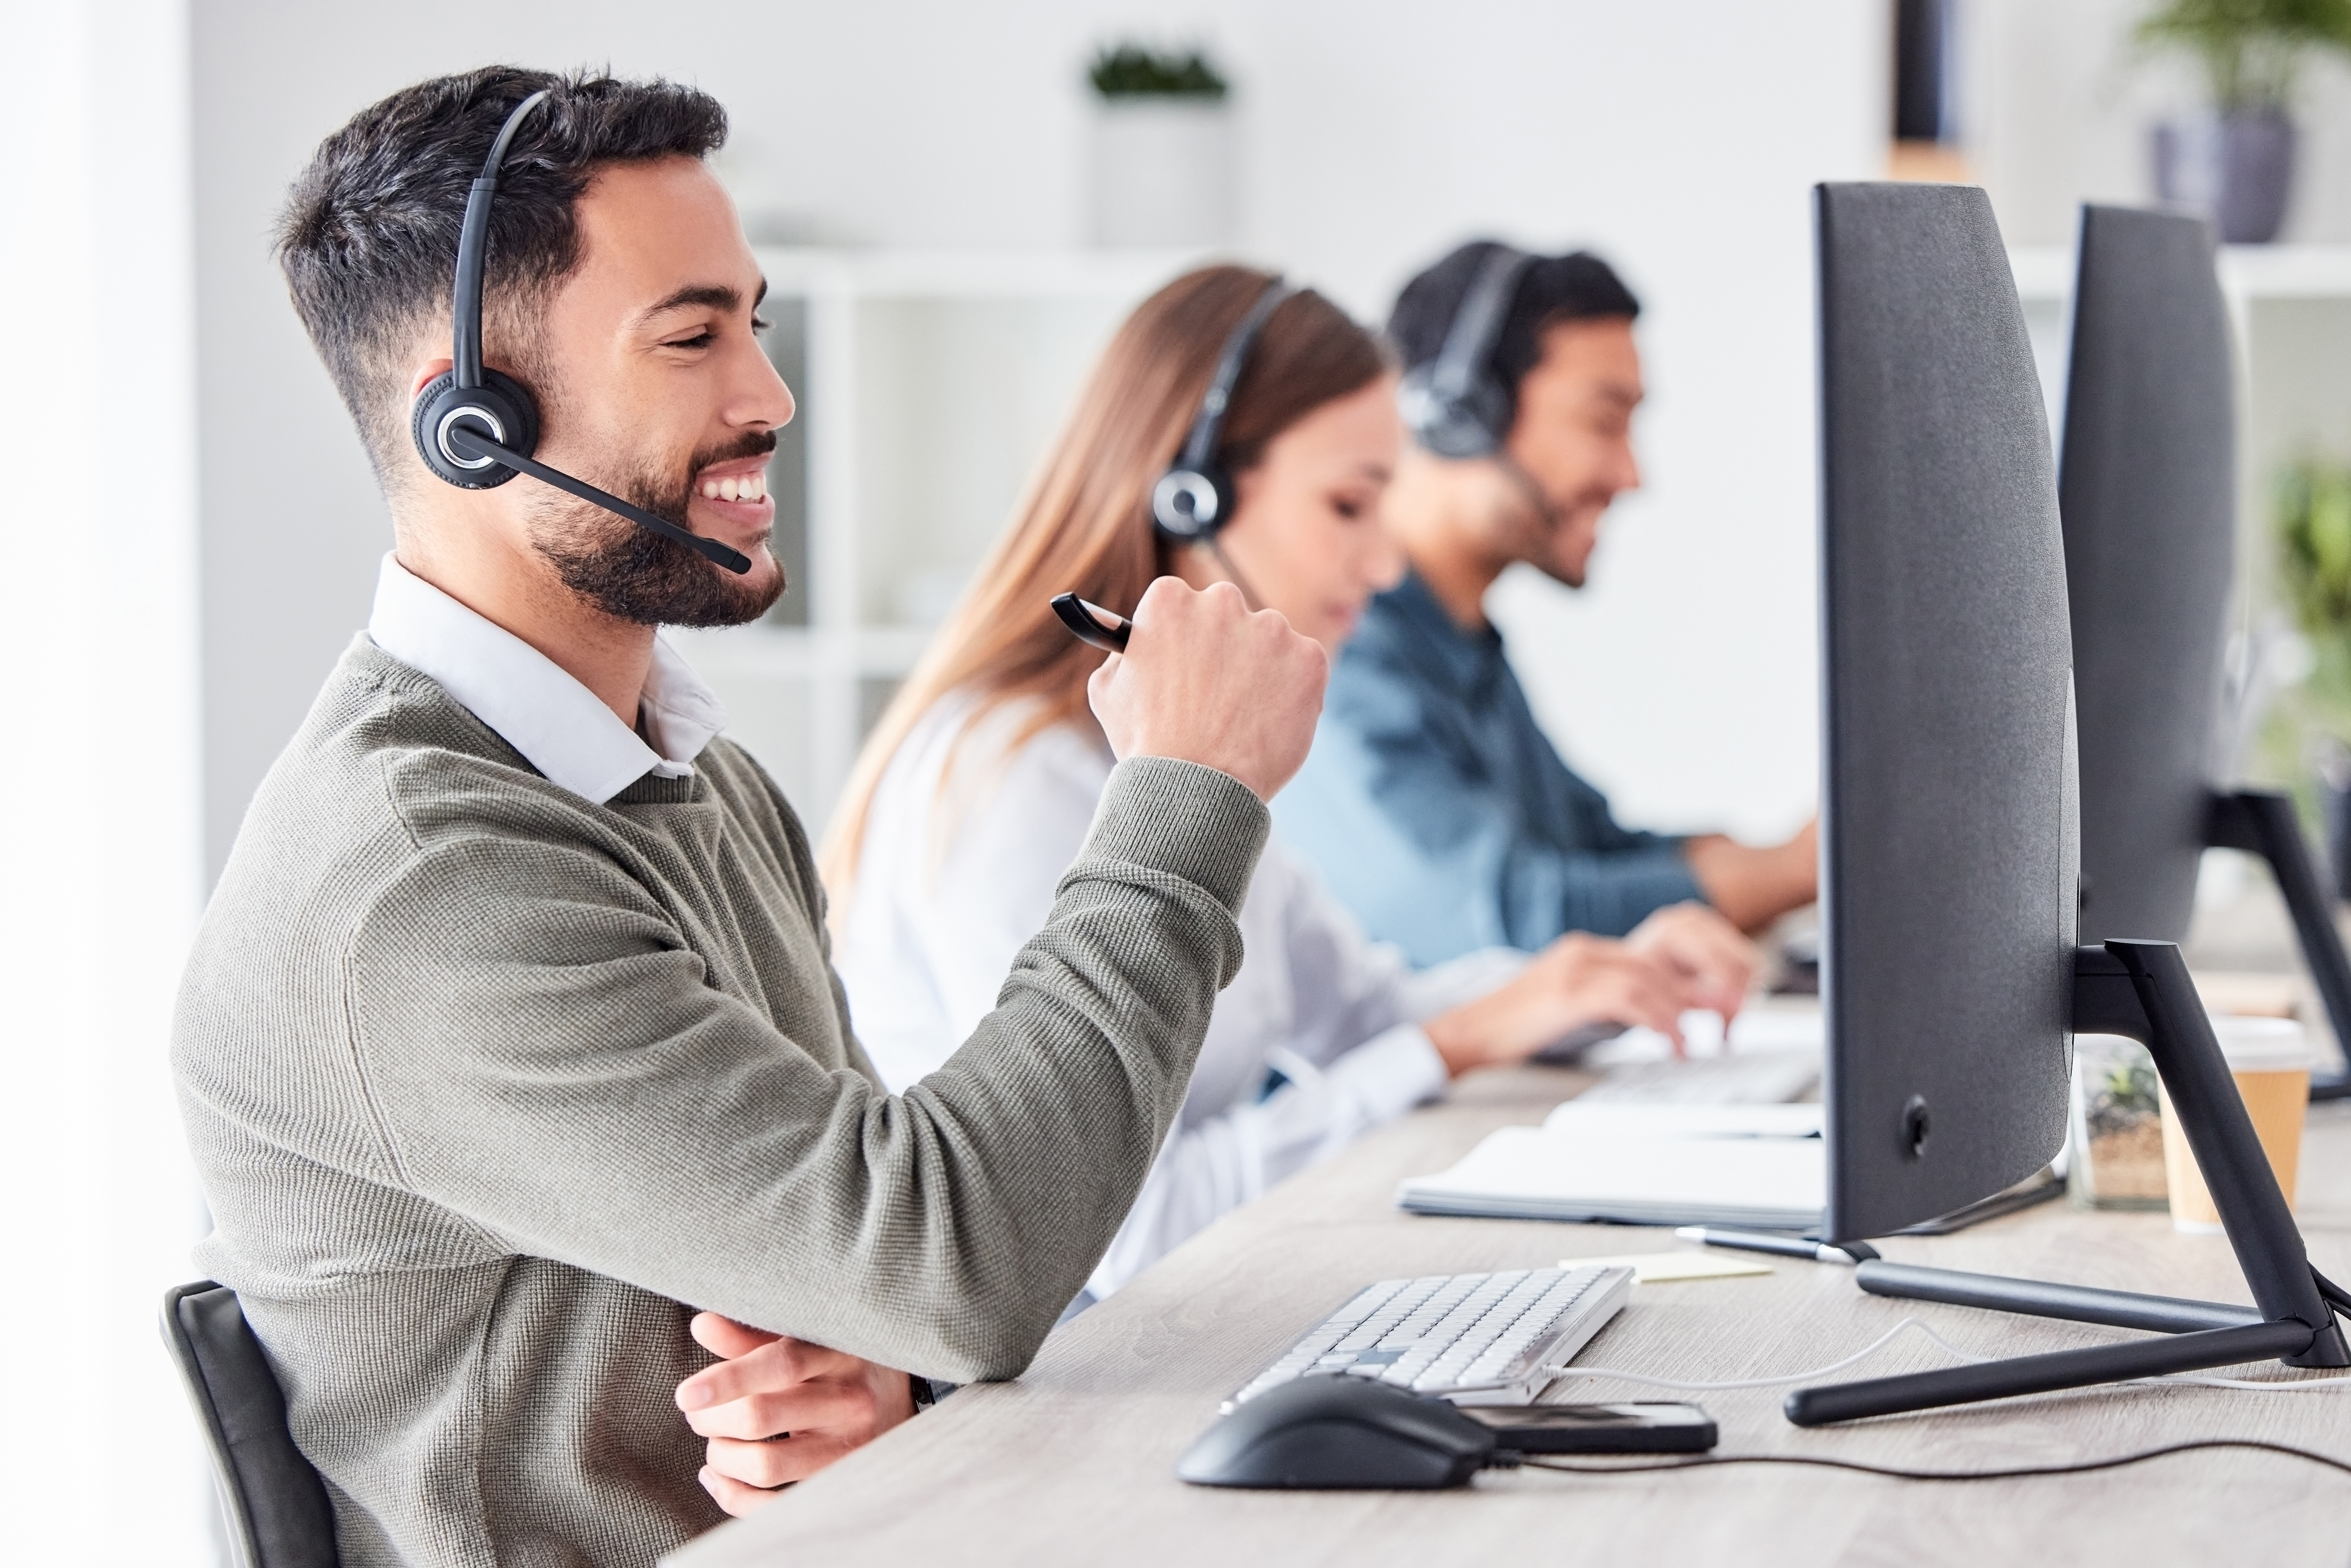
[410,357,456,397]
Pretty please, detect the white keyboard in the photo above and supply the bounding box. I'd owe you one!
[1577,1048,1822,1105]
[1225,1265,1632,1411]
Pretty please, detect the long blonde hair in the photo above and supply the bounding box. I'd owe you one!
[819,264,1386,900]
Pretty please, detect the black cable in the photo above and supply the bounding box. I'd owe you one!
[1200,537,1266,615]
[2312,1266,2351,1320]
[1505,1437,2351,1483]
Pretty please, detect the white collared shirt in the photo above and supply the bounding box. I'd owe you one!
[834,693,1530,1300]
[365,553,730,803]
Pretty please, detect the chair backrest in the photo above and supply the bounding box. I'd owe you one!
[160,1281,341,1568]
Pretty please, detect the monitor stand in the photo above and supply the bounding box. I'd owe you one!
[2207,788,2351,1101]
[1785,939,2349,1426]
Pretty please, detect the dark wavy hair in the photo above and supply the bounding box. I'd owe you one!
[1387,241,1641,437]
[276,66,728,486]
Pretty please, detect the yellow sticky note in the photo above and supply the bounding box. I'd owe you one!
[1560,1252,1772,1282]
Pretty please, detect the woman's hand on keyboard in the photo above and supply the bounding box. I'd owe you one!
[1421,935,1689,1075]
[1625,901,1758,1027]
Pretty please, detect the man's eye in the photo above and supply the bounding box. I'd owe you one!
[752,314,773,332]
[668,331,715,350]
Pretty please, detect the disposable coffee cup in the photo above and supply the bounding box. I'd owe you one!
[2156,1015,2312,1235]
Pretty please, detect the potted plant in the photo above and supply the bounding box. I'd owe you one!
[2139,0,2351,242]
[1087,44,1233,249]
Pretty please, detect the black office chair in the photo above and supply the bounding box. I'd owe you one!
[161,1281,341,1568]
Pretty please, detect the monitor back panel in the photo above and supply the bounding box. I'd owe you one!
[2062,204,2233,945]
[1816,182,2077,1241]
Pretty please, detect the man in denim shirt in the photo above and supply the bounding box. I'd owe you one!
[1276,243,1816,965]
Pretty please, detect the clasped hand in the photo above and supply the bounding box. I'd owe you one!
[673,1312,916,1516]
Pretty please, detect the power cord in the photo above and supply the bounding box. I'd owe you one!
[1497,1438,2351,1483]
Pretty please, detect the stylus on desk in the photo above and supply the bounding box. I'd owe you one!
[1675,1227,1881,1266]
[1051,593,1131,653]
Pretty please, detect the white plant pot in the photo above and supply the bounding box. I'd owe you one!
[1090,99,1233,249]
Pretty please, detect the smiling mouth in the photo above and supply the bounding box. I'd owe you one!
[697,472,770,503]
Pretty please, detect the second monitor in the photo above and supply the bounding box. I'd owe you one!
[1795,180,2347,1424]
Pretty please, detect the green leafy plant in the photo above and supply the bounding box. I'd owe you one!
[2276,456,2351,735]
[1089,44,1229,101]
[2137,0,2351,111]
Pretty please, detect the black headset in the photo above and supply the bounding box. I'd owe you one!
[1396,244,1531,460]
[1150,279,1295,545]
[409,90,753,575]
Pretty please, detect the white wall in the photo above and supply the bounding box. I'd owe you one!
[0,1,213,1563]
[192,0,1885,868]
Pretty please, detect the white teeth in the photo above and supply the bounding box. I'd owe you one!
[697,473,767,503]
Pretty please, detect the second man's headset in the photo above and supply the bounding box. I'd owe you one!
[1395,244,1559,527]
[1396,244,1530,458]
[409,90,753,575]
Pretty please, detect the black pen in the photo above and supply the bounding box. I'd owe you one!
[1051,593,1131,652]
[1674,1226,1880,1266]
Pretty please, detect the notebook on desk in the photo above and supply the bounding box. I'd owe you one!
[1394,1103,1827,1230]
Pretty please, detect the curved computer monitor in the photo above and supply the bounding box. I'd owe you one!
[1815,182,2078,1242]
[2060,205,2234,945]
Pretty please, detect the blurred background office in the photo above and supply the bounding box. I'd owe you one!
[9,1,2351,1561]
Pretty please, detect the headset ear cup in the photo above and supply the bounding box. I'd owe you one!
[1152,461,1236,544]
[1400,366,1512,461]
[410,369,543,489]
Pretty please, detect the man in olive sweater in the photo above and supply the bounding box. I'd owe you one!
[172,67,1327,1568]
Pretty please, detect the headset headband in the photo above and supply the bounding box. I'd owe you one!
[1177,280,1294,472]
[412,86,752,574]
[1426,246,1529,401]
[452,91,550,392]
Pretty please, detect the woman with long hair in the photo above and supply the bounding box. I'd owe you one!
[822,265,1754,1303]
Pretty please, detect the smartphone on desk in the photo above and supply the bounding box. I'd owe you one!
[1463,1402,1717,1454]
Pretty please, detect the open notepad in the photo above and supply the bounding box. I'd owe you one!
[1395,1100,1826,1231]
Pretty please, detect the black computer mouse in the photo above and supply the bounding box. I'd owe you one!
[1176,1375,1497,1489]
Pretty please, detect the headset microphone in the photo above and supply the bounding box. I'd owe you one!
[409,90,754,576]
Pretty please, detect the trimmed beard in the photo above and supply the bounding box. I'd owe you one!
[527,430,785,627]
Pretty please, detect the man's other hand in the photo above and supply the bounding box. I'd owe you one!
[675,1312,917,1516]
[1625,902,1758,1022]
[1089,577,1328,801]
[1681,818,1819,934]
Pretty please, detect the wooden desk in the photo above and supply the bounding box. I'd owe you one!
[673,1068,2351,1567]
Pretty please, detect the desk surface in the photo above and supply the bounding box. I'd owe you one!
[674,1067,2351,1568]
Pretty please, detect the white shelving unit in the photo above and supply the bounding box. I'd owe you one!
[669,248,1197,832]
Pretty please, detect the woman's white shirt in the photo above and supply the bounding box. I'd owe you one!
[834,694,1525,1301]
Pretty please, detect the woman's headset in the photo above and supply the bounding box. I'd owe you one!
[1150,279,1295,546]
[408,90,753,575]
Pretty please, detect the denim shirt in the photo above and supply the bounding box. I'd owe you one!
[1274,569,1704,964]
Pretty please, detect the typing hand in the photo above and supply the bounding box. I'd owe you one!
[1421,934,1689,1076]
[674,1313,917,1516]
[1625,902,1758,1029]
[1088,576,1328,802]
